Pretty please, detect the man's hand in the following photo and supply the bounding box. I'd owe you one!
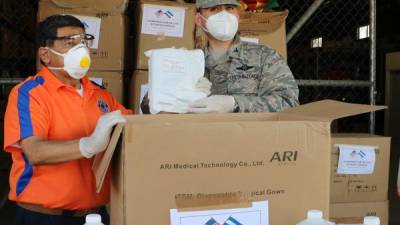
[195,77,212,96]
[79,110,126,158]
[188,95,235,113]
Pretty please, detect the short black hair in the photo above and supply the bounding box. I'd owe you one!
[36,14,85,49]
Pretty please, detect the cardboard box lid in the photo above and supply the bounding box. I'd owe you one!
[281,99,386,122]
[93,123,124,193]
[92,100,387,192]
[49,0,128,12]
[239,10,288,33]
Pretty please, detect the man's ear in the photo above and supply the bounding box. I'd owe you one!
[38,47,51,65]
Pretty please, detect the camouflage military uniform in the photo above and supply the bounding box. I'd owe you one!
[204,35,299,112]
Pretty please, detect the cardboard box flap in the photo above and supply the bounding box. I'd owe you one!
[281,100,387,122]
[50,0,128,12]
[125,112,278,124]
[239,10,288,33]
[93,123,124,193]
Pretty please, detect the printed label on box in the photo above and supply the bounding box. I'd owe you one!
[170,201,268,225]
[141,4,185,38]
[337,145,376,175]
[73,15,101,49]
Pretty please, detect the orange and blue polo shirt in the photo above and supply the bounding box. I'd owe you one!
[3,67,131,210]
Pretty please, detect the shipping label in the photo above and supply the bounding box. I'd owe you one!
[337,144,376,175]
[141,4,186,38]
[170,201,268,225]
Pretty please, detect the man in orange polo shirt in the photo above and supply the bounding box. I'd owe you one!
[4,15,131,225]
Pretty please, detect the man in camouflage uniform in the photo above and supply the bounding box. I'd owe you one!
[188,0,299,113]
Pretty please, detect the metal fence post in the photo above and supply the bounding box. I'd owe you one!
[369,0,377,134]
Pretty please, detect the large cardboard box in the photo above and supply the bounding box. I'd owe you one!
[239,10,288,59]
[330,134,391,203]
[88,71,124,103]
[38,0,127,71]
[92,100,386,225]
[129,70,149,114]
[134,1,196,70]
[330,201,388,225]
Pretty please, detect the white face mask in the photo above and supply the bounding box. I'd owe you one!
[200,10,238,41]
[47,43,91,80]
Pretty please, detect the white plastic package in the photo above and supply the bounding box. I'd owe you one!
[146,48,208,114]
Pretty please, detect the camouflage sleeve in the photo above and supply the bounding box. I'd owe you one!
[233,49,299,112]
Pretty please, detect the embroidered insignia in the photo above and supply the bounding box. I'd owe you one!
[97,99,110,113]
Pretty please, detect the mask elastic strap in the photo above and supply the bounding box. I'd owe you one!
[46,47,65,57]
[46,43,86,57]
[47,66,64,71]
[46,48,64,71]
[198,14,210,33]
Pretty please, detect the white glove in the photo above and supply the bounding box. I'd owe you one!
[195,77,212,96]
[188,95,236,113]
[79,110,126,158]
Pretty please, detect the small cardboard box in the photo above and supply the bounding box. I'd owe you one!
[38,0,127,71]
[134,1,196,70]
[330,134,391,203]
[239,10,288,59]
[93,100,386,225]
[88,71,124,103]
[330,201,388,225]
[129,70,149,114]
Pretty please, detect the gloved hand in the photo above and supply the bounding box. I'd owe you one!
[188,95,236,113]
[195,77,212,96]
[79,110,126,158]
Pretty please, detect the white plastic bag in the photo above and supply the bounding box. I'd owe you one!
[146,48,207,114]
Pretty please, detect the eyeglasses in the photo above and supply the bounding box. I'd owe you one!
[47,33,95,48]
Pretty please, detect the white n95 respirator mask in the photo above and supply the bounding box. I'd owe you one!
[47,43,91,79]
[200,11,239,41]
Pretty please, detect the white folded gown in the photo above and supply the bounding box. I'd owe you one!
[146,48,207,114]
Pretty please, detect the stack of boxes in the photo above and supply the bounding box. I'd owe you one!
[37,0,128,103]
[329,134,391,225]
[128,0,197,113]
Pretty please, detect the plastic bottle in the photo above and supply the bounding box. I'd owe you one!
[363,216,380,225]
[296,210,335,225]
[84,214,104,225]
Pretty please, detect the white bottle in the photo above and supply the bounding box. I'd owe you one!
[296,210,335,225]
[364,216,380,225]
[84,214,104,225]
